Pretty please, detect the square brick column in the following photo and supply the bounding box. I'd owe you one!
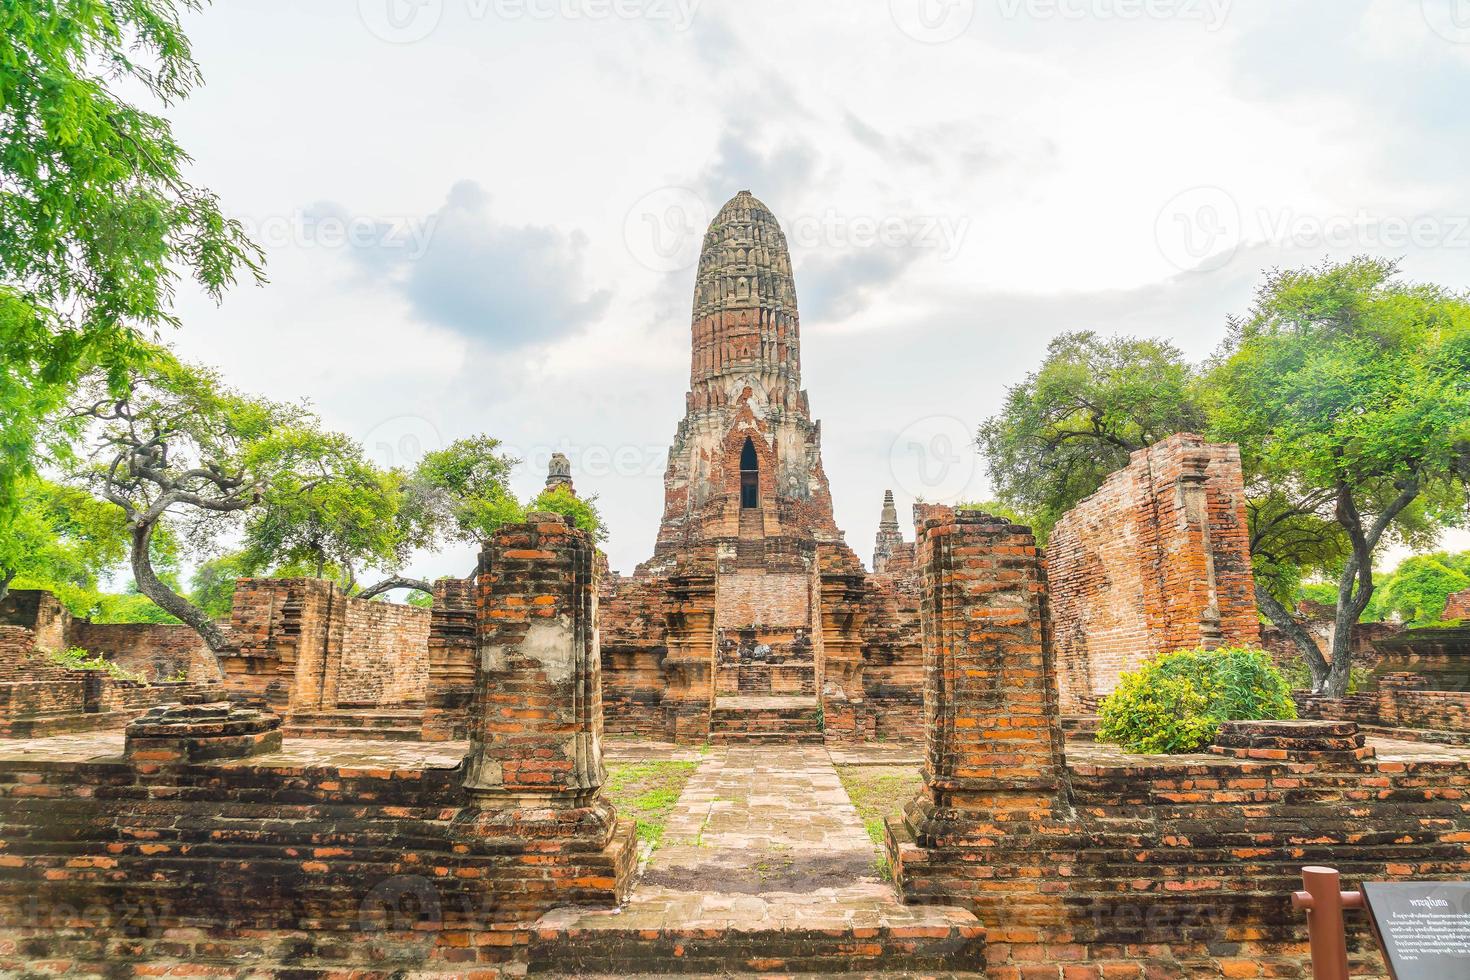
[457,512,635,916]
[886,509,1076,933]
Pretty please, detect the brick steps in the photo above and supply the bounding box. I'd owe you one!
[527,918,985,974]
[284,708,424,741]
[709,694,823,744]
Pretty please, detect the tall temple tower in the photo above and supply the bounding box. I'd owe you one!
[613,191,870,744]
[645,190,844,570]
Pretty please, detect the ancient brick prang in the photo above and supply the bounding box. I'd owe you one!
[1445,587,1470,621]
[1046,433,1260,711]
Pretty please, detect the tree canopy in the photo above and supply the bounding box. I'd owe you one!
[0,0,261,563]
[976,258,1470,696]
[1208,257,1470,692]
[976,331,1204,540]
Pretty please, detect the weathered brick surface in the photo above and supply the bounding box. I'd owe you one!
[598,570,668,737]
[1,587,218,683]
[0,515,636,976]
[0,626,215,737]
[0,589,68,652]
[423,576,476,740]
[885,507,1470,978]
[220,578,429,716]
[1445,587,1470,621]
[1046,434,1260,711]
[66,620,219,682]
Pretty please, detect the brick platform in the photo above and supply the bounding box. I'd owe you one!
[1210,718,1377,762]
[709,693,824,744]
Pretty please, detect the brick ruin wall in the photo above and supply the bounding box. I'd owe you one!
[424,576,476,740]
[64,621,220,683]
[220,578,430,714]
[0,589,216,683]
[884,506,1470,978]
[1046,433,1260,712]
[859,554,923,741]
[598,572,669,737]
[0,625,214,737]
[713,569,809,628]
[1446,587,1470,621]
[3,510,1470,975]
[337,595,430,707]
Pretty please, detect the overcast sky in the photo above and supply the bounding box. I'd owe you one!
[162,0,1470,579]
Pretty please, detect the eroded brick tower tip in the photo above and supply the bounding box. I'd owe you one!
[643,189,844,571]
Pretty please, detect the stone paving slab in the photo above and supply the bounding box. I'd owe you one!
[605,738,708,763]
[543,746,968,932]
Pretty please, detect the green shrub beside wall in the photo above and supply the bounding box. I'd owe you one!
[1098,646,1296,754]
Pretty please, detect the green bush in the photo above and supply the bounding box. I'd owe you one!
[48,647,149,684]
[1098,646,1297,754]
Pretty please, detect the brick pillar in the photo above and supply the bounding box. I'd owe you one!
[817,554,872,743]
[662,552,717,744]
[886,509,1074,934]
[422,576,476,741]
[456,512,635,916]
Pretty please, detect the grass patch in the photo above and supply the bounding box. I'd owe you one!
[837,765,920,881]
[836,765,922,848]
[603,760,698,849]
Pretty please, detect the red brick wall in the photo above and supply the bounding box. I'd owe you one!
[714,570,810,628]
[336,596,429,707]
[65,621,219,683]
[220,578,429,713]
[1446,588,1470,621]
[599,572,669,738]
[860,566,923,741]
[424,577,476,740]
[0,590,69,653]
[1046,433,1260,711]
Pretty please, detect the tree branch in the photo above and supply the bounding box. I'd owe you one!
[356,576,434,602]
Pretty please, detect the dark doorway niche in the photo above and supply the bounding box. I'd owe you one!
[740,437,759,509]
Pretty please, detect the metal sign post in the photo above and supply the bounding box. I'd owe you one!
[1292,866,1364,980]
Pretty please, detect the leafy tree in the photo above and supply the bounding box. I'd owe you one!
[188,551,258,619]
[528,485,606,542]
[323,436,526,601]
[1,0,261,566]
[0,475,128,606]
[240,454,402,592]
[1207,258,1470,695]
[92,587,179,624]
[412,436,523,541]
[70,351,356,652]
[1368,552,1470,626]
[977,331,1205,541]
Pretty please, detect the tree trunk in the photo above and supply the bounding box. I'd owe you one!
[0,569,13,606]
[1325,559,1374,698]
[130,520,231,655]
[1255,584,1329,692]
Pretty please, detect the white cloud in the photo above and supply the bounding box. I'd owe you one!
[159,0,1470,575]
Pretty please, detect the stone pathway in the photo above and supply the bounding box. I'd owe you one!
[538,745,975,934]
